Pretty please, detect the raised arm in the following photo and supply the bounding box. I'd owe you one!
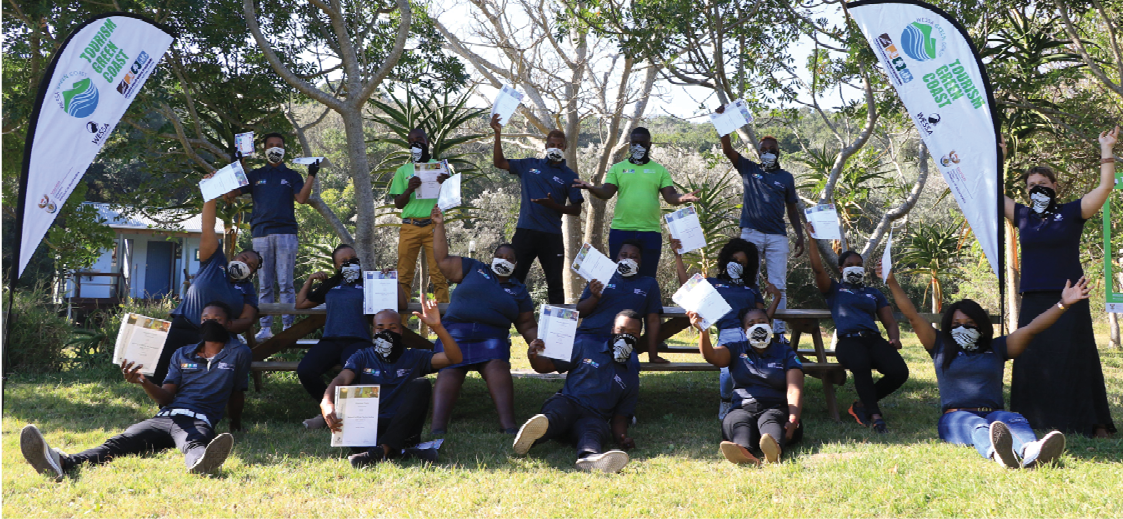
[417,295,463,369]
[295,162,317,204]
[1006,277,1091,358]
[763,282,782,321]
[296,272,330,309]
[1002,137,1016,222]
[430,206,464,283]
[690,311,731,367]
[490,114,510,171]
[1081,126,1118,219]
[670,238,689,285]
[719,133,741,167]
[804,222,832,294]
[574,280,604,315]
[877,262,936,350]
[199,198,219,263]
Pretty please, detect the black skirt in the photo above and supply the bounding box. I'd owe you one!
[1010,293,1117,436]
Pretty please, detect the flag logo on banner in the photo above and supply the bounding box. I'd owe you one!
[116,51,152,98]
[54,72,100,118]
[901,19,947,62]
[873,33,914,85]
[38,195,57,214]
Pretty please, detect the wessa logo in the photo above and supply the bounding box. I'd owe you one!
[53,71,99,118]
[901,19,946,62]
[914,112,941,135]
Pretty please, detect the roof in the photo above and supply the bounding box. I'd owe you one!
[81,202,224,234]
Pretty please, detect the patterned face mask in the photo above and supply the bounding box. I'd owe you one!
[610,333,637,363]
[617,258,639,277]
[745,323,773,350]
[340,260,361,284]
[266,146,285,164]
[842,266,865,285]
[950,325,981,351]
[227,260,253,282]
[1028,185,1056,215]
[491,257,515,276]
[726,261,745,283]
[545,147,565,162]
[629,143,648,163]
[372,330,404,362]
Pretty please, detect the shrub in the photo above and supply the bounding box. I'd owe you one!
[70,296,179,371]
[1,284,71,373]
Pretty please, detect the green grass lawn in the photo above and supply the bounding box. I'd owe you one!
[4,329,1123,518]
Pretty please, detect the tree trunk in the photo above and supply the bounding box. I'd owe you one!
[342,111,377,267]
[1005,219,1020,333]
[1109,311,1120,349]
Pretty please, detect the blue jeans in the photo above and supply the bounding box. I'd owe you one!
[608,229,662,279]
[938,410,1037,459]
[717,328,744,400]
[253,233,298,329]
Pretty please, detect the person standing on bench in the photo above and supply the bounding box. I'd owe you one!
[671,237,781,419]
[690,308,804,465]
[806,222,906,434]
[389,128,451,309]
[153,196,260,386]
[878,263,1083,468]
[428,206,539,435]
[321,300,461,467]
[512,310,642,474]
[489,114,584,304]
[574,240,665,364]
[21,301,248,479]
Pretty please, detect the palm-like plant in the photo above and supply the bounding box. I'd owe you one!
[795,145,891,230]
[897,221,965,313]
[666,170,741,276]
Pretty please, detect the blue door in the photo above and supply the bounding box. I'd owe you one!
[144,241,174,298]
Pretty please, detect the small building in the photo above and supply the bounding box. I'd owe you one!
[64,203,226,307]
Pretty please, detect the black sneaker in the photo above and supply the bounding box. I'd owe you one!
[872,417,888,434]
[848,401,870,427]
[349,448,387,468]
[402,447,439,463]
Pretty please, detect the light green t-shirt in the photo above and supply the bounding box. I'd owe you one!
[389,160,439,219]
[604,160,674,232]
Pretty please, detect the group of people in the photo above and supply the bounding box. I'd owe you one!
[20,119,1118,479]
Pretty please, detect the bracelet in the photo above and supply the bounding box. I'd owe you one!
[1102,157,1115,164]
[1057,301,1067,311]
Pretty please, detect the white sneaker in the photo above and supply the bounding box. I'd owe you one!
[254,328,273,342]
[760,433,781,464]
[513,414,549,455]
[989,421,1019,469]
[575,450,629,473]
[718,400,733,421]
[20,425,65,480]
[1023,431,1065,468]
[188,433,234,474]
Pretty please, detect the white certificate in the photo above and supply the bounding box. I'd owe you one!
[805,204,843,240]
[413,161,448,200]
[291,157,325,165]
[491,85,524,126]
[665,205,707,254]
[709,99,755,137]
[537,304,579,361]
[881,230,894,283]
[112,313,171,376]
[199,160,249,202]
[571,243,618,288]
[331,385,381,447]
[671,273,732,330]
[234,131,255,156]
[363,271,398,315]
[438,173,462,211]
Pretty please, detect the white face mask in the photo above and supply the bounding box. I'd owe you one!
[341,264,361,284]
[950,325,982,351]
[617,258,639,277]
[842,266,865,285]
[726,261,744,282]
[545,147,565,162]
[746,323,773,349]
[227,260,252,281]
[629,143,647,162]
[1030,191,1051,214]
[760,152,778,169]
[491,257,516,277]
[265,146,285,164]
[410,146,424,162]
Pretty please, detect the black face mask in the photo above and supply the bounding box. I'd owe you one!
[628,143,650,165]
[409,141,431,163]
[609,333,637,364]
[1028,185,1057,215]
[200,319,229,343]
[338,259,361,284]
[372,330,405,363]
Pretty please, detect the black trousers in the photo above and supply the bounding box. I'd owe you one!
[722,406,803,454]
[63,416,214,470]
[356,378,432,455]
[834,333,909,416]
[511,228,566,304]
[535,395,612,458]
[298,337,368,401]
[152,316,200,386]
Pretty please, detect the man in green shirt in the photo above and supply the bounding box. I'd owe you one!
[389,128,450,304]
[573,127,699,277]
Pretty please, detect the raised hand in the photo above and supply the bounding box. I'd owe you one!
[588,279,605,298]
[686,310,705,331]
[121,360,146,385]
[307,159,320,177]
[490,113,503,133]
[437,173,450,184]
[1099,126,1119,151]
[309,271,330,281]
[430,205,444,225]
[715,105,725,114]
[804,221,816,237]
[669,238,683,255]
[1061,277,1091,306]
[413,293,442,328]
[764,282,782,299]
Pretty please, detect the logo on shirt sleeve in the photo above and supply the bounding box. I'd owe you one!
[255,179,267,186]
[477,269,491,280]
[181,363,199,369]
[529,168,541,175]
[583,358,601,368]
[363,368,381,376]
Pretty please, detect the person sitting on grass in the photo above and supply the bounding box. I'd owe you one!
[879,263,1083,468]
[20,301,249,479]
[690,308,804,465]
[512,310,642,474]
[320,297,462,468]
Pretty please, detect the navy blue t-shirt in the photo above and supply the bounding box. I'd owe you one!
[736,157,798,235]
[508,158,585,234]
[443,258,534,329]
[343,347,435,422]
[162,337,252,426]
[307,277,370,340]
[553,337,639,421]
[1015,199,1086,292]
[726,338,803,410]
[823,280,889,335]
[709,277,764,332]
[577,273,663,335]
[240,163,305,237]
[931,335,1009,411]
[171,250,253,327]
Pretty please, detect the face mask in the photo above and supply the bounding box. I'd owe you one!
[950,325,982,351]
[372,330,405,363]
[200,319,229,343]
[1028,185,1056,215]
[545,147,565,162]
[265,147,285,164]
[629,143,648,163]
[491,257,515,277]
[842,266,865,285]
[610,333,637,364]
[726,261,745,282]
[340,260,361,284]
[228,260,253,282]
[617,258,639,277]
[760,151,779,170]
[745,323,773,349]
[409,141,430,163]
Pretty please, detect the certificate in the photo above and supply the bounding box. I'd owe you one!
[363,271,398,315]
[665,205,707,254]
[571,243,617,287]
[709,99,755,137]
[805,204,843,240]
[234,131,255,156]
[438,173,462,211]
[671,273,732,330]
[112,313,171,376]
[413,160,449,200]
[537,305,579,361]
[880,230,894,283]
[491,85,524,126]
[331,385,381,447]
[199,160,249,202]
[291,157,325,165]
